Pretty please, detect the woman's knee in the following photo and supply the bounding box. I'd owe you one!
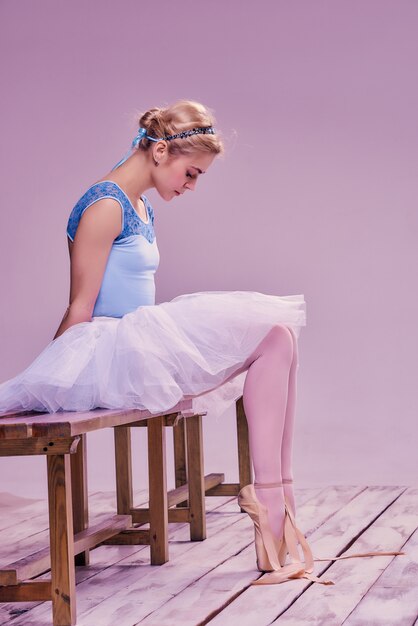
[243,324,297,368]
[261,324,295,364]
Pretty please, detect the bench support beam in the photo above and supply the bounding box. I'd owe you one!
[47,453,76,626]
[147,416,169,564]
[71,433,89,566]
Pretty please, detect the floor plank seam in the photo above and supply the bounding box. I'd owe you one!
[303,485,368,540]
[3,487,414,625]
[336,486,409,556]
[120,511,253,626]
[195,585,254,626]
[132,491,324,625]
[340,522,418,625]
[2,496,239,623]
[77,504,248,624]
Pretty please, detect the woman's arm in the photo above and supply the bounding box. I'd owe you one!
[53,198,122,340]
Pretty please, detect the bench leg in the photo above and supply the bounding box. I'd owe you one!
[70,433,89,566]
[47,453,76,626]
[185,414,206,541]
[147,416,169,564]
[114,426,133,515]
[173,417,188,508]
[236,396,253,489]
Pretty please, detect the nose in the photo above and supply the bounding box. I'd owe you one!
[184,179,197,191]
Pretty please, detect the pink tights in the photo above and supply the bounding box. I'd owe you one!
[241,325,299,541]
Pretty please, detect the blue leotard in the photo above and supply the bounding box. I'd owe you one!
[66,180,160,318]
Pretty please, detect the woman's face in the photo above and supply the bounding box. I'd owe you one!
[152,148,216,201]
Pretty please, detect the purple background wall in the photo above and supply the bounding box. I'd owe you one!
[0,1,417,498]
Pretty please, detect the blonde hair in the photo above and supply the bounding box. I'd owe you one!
[136,99,224,158]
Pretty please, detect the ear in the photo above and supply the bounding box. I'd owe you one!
[153,141,169,161]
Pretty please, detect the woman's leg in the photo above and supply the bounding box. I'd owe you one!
[280,326,299,518]
[242,325,294,541]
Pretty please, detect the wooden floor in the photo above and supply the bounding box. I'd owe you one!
[0,485,417,626]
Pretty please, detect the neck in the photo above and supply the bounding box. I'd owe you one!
[103,150,154,203]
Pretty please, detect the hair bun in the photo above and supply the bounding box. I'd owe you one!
[149,107,164,124]
[136,100,223,156]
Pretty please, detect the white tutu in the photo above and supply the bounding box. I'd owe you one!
[0,291,306,420]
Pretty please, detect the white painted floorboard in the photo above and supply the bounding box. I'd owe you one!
[0,485,416,626]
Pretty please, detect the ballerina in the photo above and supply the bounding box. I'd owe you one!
[0,99,402,584]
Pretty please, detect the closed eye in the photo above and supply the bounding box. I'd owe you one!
[186,172,197,179]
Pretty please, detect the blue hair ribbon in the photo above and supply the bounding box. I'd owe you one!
[111,126,215,171]
[111,127,159,171]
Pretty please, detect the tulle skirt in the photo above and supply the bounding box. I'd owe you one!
[0,290,306,420]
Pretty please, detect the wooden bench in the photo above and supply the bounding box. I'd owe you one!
[108,395,253,561]
[0,396,252,625]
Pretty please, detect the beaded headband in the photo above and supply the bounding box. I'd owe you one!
[111,125,216,171]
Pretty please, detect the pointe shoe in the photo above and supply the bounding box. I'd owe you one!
[280,478,316,574]
[282,477,295,512]
[280,478,296,566]
[238,481,305,584]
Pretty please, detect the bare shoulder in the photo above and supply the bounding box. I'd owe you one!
[78,196,122,236]
[68,197,122,257]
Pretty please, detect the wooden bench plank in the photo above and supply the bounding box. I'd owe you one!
[129,472,224,525]
[0,436,80,456]
[0,547,51,586]
[0,513,133,585]
[74,515,133,554]
[0,421,32,439]
[34,409,152,438]
[0,490,147,551]
[0,581,52,603]
[0,400,203,439]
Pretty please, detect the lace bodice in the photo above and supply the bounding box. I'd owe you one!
[66,180,155,243]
